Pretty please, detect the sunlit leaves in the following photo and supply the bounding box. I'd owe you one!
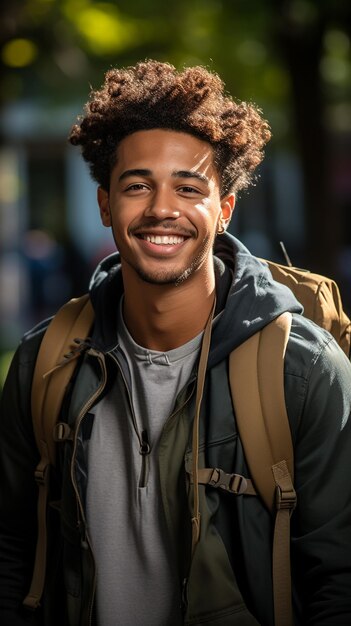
[62,1,152,55]
[2,38,38,67]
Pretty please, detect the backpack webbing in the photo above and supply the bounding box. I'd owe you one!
[23,294,94,610]
[229,311,295,626]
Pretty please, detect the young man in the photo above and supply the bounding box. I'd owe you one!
[1,60,351,626]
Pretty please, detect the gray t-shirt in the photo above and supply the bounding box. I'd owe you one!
[86,304,202,626]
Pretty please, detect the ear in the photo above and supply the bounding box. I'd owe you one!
[97,187,111,227]
[219,194,235,228]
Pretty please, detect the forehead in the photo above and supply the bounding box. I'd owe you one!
[114,128,218,180]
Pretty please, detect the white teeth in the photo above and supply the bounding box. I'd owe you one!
[143,235,185,245]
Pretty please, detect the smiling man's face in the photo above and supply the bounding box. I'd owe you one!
[98,129,234,287]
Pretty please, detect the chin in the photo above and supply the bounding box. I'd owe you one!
[136,266,194,286]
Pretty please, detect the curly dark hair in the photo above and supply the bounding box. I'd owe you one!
[69,60,271,196]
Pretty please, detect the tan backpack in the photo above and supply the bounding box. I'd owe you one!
[23,262,351,625]
[266,259,351,355]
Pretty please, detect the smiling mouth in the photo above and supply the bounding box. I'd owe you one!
[138,234,186,245]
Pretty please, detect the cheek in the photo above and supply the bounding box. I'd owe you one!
[114,197,145,224]
[193,199,220,226]
[109,202,132,229]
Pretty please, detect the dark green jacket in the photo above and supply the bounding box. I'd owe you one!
[1,234,351,626]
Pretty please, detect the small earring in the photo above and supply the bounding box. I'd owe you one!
[217,220,226,235]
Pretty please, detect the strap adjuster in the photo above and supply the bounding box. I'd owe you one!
[275,485,297,511]
[34,462,49,486]
[53,422,73,442]
[209,468,248,494]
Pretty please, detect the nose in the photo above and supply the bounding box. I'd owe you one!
[144,186,180,220]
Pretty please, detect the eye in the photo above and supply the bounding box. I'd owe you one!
[125,183,149,192]
[178,185,201,194]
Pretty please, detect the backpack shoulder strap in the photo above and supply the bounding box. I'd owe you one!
[31,293,94,466]
[229,311,296,626]
[229,311,294,506]
[23,294,94,610]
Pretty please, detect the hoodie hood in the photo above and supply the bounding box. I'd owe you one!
[209,233,302,367]
[88,233,303,365]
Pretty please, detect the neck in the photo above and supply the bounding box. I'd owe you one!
[122,268,216,351]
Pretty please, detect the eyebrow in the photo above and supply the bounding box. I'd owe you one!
[118,169,152,181]
[118,168,210,185]
[172,170,210,185]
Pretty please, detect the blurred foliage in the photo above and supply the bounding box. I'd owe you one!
[0,0,350,273]
[1,1,350,138]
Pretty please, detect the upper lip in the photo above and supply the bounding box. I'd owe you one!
[132,228,194,238]
[136,231,189,237]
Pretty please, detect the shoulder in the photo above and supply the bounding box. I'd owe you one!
[0,320,51,451]
[285,313,348,377]
[284,313,351,440]
[2,317,53,401]
[17,316,52,366]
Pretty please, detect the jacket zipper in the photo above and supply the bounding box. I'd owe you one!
[158,379,196,616]
[139,429,151,487]
[108,351,151,488]
[70,347,108,626]
[181,577,189,617]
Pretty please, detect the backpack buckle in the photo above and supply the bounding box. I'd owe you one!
[209,468,248,494]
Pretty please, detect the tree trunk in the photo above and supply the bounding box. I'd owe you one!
[276,2,339,276]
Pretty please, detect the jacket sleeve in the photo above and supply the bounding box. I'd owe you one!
[289,332,351,625]
[0,338,42,626]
